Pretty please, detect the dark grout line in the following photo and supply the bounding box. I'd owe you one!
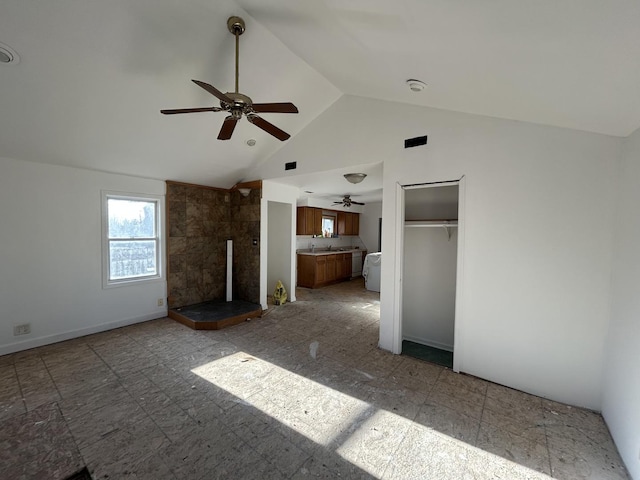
[10,361,27,416]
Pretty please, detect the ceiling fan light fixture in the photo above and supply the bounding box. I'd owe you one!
[344,173,367,184]
[160,16,298,141]
[406,79,427,92]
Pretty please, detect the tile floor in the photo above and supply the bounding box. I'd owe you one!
[0,279,630,479]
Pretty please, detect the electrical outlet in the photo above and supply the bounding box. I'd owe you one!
[157,298,164,307]
[14,323,31,336]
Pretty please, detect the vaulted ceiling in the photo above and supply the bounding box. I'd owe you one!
[1,0,639,190]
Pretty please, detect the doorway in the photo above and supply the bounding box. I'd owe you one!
[401,182,460,368]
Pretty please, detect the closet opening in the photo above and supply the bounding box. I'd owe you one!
[401,181,460,368]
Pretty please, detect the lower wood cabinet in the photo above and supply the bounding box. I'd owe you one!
[297,252,353,288]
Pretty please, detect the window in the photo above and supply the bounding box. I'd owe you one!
[102,192,162,286]
[322,216,335,237]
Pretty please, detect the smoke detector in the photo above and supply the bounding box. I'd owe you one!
[406,79,427,92]
[0,42,20,65]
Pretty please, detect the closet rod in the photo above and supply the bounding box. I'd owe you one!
[404,220,458,227]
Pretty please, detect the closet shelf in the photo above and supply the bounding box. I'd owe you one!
[404,220,458,227]
[404,220,458,240]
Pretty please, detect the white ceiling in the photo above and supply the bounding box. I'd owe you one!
[2,0,639,196]
[239,0,640,138]
[0,0,340,188]
[270,162,383,205]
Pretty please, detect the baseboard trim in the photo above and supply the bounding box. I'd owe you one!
[0,311,167,356]
[402,334,454,352]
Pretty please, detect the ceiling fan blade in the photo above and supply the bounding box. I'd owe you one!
[161,107,221,115]
[217,116,238,140]
[247,114,290,141]
[352,201,366,205]
[252,102,299,114]
[192,80,233,104]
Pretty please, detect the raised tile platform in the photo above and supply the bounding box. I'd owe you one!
[168,299,262,330]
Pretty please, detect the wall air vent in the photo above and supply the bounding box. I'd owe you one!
[404,135,428,148]
[285,161,297,170]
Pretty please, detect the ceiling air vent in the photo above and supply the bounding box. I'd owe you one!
[285,161,297,170]
[404,135,428,148]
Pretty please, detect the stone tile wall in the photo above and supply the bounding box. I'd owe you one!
[166,181,261,308]
[230,188,261,304]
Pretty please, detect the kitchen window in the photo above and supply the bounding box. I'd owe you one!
[322,215,335,237]
[102,192,162,287]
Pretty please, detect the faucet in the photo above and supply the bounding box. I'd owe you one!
[327,244,332,251]
[311,243,316,253]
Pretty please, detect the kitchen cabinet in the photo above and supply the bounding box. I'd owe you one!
[297,207,359,236]
[315,255,326,284]
[296,207,322,235]
[297,252,353,288]
[337,212,360,235]
[326,255,336,281]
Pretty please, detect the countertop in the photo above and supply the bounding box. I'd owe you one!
[297,248,365,256]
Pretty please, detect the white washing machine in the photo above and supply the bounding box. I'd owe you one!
[363,252,381,292]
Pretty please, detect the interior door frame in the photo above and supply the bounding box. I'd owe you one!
[394,176,466,373]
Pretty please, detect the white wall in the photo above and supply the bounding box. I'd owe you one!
[0,157,167,355]
[602,127,640,479]
[256,95,621,410]
[260,181,298,309]
[267,201,292,297]
[403,228,457,351]
[359,201,382,253]
[382,116,618,411]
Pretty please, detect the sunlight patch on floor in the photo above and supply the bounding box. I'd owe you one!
[192,352,553,479]
[192,351,371,447]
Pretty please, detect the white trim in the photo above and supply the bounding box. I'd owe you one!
[226,240,233,301]
[452,175,466,373]
[260,197,268,310]
[0,311,167,356]
[402,334,454,353]
[392,182,405,354]
[393,177,466,370]
[101,191,165,289]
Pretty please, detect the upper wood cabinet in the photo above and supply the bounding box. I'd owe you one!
[297,207,359,236]
[296,207,323,235]
[352,213,359,235]
[337,211,360,235]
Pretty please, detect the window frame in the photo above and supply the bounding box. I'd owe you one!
[101,191,164,289]
[322,215,335,237]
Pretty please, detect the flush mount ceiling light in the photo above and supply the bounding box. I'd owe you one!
[246,139,256,146]
[0,42,20,65]
[406,79,427,92]
[344,173,367,184]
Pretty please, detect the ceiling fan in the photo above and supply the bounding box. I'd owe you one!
[333,195,365,208]
[160,16,298,141]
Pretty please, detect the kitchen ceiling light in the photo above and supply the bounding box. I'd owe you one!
[0,42,20,65]
[246,139,256,146]
[238,187,251,197]
[406,79,427,92]
[344,173,367,184]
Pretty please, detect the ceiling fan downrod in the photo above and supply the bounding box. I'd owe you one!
[227,16,245,94]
